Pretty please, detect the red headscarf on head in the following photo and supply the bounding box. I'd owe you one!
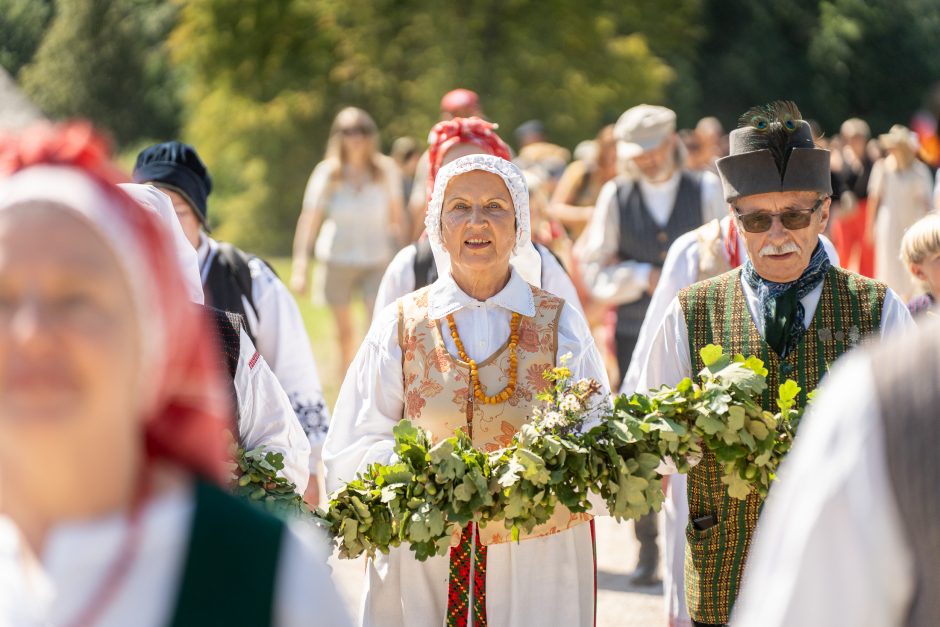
[0,122,232,485]
[426,116,512,203]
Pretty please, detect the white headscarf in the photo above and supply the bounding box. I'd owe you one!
[119,183,205,305]
[425,154,543,287]
[0,166,163,409]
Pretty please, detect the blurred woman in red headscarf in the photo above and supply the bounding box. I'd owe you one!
[0,124,349,627]
[372,117,581,316]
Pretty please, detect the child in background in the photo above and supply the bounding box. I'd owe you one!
[901,211,940,316]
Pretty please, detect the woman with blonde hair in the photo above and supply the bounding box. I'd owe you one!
[867,124,933,300]
[291,107,403,374]
[901,211,940,316]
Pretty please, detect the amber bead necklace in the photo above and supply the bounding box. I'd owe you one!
[445,311,521,404]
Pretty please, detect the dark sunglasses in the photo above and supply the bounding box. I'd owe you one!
[733,198,825,233]
[339,126,373,137]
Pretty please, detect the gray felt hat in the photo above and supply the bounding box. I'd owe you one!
[716,101,831,203]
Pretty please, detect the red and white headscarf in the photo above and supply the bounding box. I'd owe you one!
[0,122,232,484]
[426,116,512,203]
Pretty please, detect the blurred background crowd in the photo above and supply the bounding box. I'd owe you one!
[4,1,940,624]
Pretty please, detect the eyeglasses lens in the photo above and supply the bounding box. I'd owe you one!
[738,201,820,233]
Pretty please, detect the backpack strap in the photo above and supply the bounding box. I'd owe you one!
[215,242,259,318]
[412,238,438,290]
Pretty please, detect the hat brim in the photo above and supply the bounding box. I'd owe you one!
[617,139,661,161]
[149,181,211,232]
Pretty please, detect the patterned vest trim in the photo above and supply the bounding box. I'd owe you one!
[676,266,886,623]
[615,171,704,336]
[398,284,592,545]
[876,316,940,627]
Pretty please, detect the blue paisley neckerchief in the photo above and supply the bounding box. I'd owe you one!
[742,240,830,359]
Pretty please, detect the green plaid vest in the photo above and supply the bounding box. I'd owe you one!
[676,265,886,623]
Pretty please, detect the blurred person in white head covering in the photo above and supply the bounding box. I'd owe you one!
[0,123,349,627]
[121,183,312,492]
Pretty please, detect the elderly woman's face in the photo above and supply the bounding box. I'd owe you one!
[0,206,142,500]
[441,170,516,277]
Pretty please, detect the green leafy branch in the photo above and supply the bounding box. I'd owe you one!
[316,345,806,561]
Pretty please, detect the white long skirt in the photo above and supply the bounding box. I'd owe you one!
[360,522,596,627]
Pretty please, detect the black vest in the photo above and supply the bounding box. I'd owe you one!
[204,243,269,344]
[614,172,704,336]
[202,305,245,418]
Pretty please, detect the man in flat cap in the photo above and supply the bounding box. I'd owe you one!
[577,104,725,584]
[637,101,912,626]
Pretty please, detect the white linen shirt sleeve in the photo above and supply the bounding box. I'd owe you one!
[557,302,611,402]
[575,178,653,305]
[879,288,915,337]
[323,303,404,493]
[537,246,585,317]
[731,355,914,627]
[373,244,418,319]
[249,260,330,473]
[234,328,311,493]
[621,229,700,395]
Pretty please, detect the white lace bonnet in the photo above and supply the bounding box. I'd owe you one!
[424,154,542,286]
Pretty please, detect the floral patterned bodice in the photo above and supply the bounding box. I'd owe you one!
[398,284,591,544]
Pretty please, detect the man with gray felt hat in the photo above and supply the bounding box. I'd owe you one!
[578,103,724,586]
[637,101,912,626]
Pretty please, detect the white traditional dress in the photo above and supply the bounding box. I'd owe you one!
[372,240,583,320]
[323,155,610,627]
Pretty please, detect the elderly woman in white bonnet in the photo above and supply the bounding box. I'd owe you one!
[324,154,609,627]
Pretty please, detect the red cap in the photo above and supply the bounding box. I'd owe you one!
[440,89,480,115]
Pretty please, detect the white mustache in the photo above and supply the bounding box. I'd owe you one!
[759,242,800,257]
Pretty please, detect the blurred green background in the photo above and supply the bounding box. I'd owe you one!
[4,0,940,257]
[268,258,365,406]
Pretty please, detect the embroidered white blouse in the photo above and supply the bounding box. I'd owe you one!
[323,268,610,627]
[371,242,583,321]
[198,236,330,472]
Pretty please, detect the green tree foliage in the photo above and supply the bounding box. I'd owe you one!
[807,0,940,132]
[172,0,692,254]
[0,0,54,77]
[19,0,181,146]
[692,0,940,135]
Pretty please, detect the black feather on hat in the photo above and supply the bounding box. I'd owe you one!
[716,100,831,202]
